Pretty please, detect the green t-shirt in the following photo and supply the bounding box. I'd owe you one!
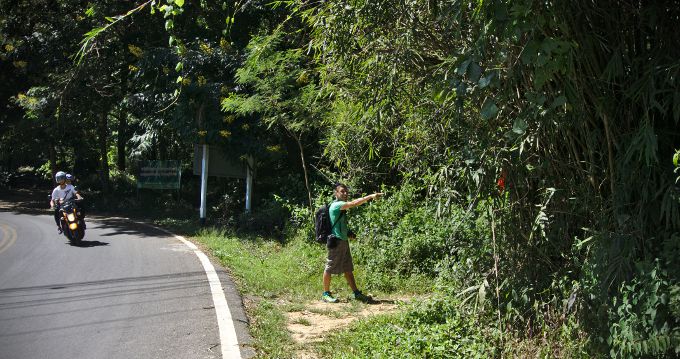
[329,200,348,240]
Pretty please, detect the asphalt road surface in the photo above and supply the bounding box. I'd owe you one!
[0,206,253,359]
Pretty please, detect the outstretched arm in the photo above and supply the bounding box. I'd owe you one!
[340,193,384,210]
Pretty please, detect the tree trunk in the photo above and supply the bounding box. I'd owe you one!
[49,144,57,181]
[117,112,127,171]
[117,62,129,172]
[159,129,167,161]
[98,109,110,190]
[286,126,313,216]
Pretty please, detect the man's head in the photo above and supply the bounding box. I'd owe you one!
[65,173,74,184]
[55,171,66,185]
[333,183,349,201]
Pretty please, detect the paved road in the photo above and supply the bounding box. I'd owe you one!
[0,209,253,359]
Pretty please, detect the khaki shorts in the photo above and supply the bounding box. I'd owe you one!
[325,239,354,274]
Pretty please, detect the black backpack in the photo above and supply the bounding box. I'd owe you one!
[314,204,344,244]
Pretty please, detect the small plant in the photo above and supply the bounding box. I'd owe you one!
[607,260,680,358]
[292,318,312,326]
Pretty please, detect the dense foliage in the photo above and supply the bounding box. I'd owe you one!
[2,0,679,356]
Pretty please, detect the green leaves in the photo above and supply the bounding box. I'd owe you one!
[512,119,528,135]
[480,98,499,120]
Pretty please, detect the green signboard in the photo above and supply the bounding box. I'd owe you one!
[192,144,247,179]
[137,160,181,189]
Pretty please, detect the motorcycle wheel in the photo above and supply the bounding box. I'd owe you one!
[69,229,81,245]
[61,222,71,240]
[75,226,85,241]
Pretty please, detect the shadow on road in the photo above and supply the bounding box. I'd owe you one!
[0,188,51,215]
[70,240,109,248]
[0,190,183,240]
[91,217,171,239]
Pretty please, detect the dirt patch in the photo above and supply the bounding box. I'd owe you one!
[285,296,412,354]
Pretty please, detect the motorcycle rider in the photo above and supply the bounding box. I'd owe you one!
[50,171,82,233]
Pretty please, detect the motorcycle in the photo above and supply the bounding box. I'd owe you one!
[57,198,86,244]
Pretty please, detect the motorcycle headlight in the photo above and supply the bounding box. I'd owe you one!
[69,223,78,230]
[67,213,76,222]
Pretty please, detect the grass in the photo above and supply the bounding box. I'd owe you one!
[192,228,324,356]
[190,227,435,358]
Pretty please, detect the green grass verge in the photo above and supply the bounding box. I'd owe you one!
[181,226,591,358]
[192,228,325,356]
[190,227,436,358]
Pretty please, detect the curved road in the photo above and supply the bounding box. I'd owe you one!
[0,209,253,359]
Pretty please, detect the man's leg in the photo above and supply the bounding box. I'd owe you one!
[323,270,332,292]
[54,209,62,232]
[345,271,373,302]
[77,204,86,229]
[343,271,358,292]
[322,270,339,303]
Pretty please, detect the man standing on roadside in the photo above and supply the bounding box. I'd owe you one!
[322,183,383,303]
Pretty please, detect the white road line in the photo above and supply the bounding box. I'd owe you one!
[173,234,241,359]
[98,219,243,358]
[157,228,241,359]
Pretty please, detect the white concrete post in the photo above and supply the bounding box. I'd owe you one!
[200,144,209,225]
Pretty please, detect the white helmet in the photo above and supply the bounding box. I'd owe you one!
[55,171,66,183]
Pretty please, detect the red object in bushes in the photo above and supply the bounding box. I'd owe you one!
[497,170,506,192]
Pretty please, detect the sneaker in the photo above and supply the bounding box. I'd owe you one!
[351,291,373,303]
[57,227,63,234]
[322,292,339,303]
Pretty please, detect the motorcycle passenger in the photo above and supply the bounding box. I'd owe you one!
[50,171,82,233]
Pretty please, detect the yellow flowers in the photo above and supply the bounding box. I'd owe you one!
[223,115,235,124]
[198,130,207,137]
[127,44,143,58]
[181,77,192,86]
[219,38,230,50]
[128,64,139,72]
[267,145,282,152]
[4,43,14,52]
[15,92,38,106]
[219,130,232,138]
[13,60,27,69]
[197,75,207,86]
[199,42,213,55]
